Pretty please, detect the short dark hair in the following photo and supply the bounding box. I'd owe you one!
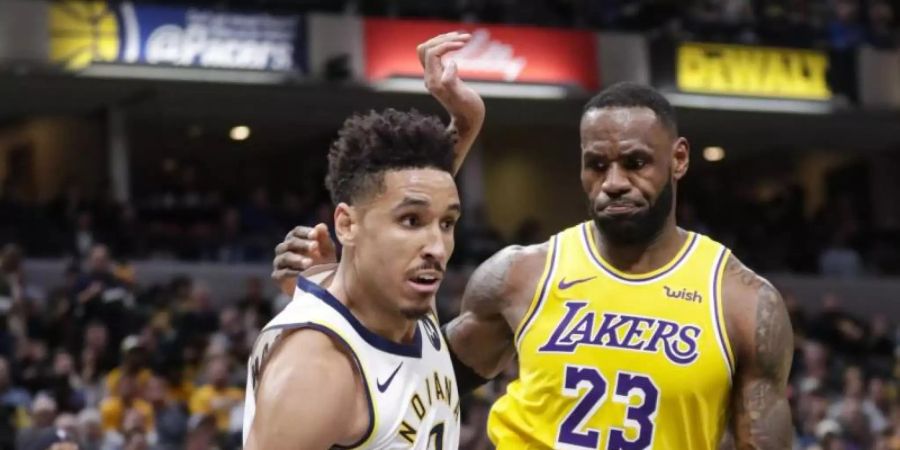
[325,108,455,205]
[583,82,678,135]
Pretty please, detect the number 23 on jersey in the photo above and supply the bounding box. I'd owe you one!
[558,366,660,450]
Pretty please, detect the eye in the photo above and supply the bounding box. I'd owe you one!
[400,214,420,228]
[625,156,648,170]
[585,158,606,172]
[440,218,457,231]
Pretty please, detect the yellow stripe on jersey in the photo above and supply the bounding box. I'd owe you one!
[489,222,734,450]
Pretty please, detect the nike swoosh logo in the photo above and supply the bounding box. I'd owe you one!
[376,362,403,393]
[558,276,597,290]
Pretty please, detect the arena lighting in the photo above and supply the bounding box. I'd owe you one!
[230,126,251,141]
[664,92,834,114]
[374,77,570,99]
[703,146,726,162]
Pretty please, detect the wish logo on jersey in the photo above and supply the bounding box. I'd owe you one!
[538,301,702,364]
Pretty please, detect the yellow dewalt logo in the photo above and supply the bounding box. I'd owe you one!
[677,42,831,100]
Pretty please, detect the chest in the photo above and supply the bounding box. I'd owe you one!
[364,342,461,449]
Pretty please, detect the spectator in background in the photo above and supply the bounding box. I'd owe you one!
[217,207,245,263]
[145,376,187,450]
[236,276,272,329]
[0,355,28,449]
[818,231,864,277]
[867,0,898,48]
[188,356,242,438]
[104,336,153,401]
[16,394,58,450]
[827,366,889,437]
[99,375,154,435]
[77,409,103,450]
[46,350,83,413]
[828,0,865,49]
[808,293,868,358]
[71,211,100,260]
[74,244,134,344]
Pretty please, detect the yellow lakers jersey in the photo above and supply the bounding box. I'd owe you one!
[488,222,735,450]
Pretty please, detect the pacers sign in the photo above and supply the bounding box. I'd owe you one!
[675,42,831,100]
[49,0,306,72]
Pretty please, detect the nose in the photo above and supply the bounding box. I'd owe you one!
[421,223,449,264]
[601,163,631,198]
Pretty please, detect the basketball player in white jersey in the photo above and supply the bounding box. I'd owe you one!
[243,108,463,449]
[243,33,484,450]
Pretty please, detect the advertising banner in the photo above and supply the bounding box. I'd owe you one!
[49,0,306,72]
[364,18,599,90]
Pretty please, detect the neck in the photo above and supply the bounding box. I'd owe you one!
[329,257,418,344]
[592,214,687,273]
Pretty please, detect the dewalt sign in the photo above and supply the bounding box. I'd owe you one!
[676,42,831,100]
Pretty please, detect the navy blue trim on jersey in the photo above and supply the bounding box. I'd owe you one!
[297,275,423,358]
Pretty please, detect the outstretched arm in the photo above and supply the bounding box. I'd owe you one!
[723,256,794,450]
[417,32,485,174]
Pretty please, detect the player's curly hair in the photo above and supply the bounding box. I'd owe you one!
[325,108,455,205]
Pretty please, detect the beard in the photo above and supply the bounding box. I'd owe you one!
[590,179,674,246]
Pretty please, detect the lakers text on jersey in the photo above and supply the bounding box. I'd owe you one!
[488,222,735,450]
[243,277,461,450]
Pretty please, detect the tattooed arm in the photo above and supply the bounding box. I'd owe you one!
[722,255,794,450]
[443,243,549,378]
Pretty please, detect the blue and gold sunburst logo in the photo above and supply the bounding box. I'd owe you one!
[49,0,120,70]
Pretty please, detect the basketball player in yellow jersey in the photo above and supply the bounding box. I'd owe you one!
[275,80,793,447]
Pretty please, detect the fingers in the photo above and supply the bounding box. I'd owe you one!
[417,31,471,66]
[441,59,458,85]
[275,239,318,258]
[272,251,312,273]
[311,223,336,256]
[287,225,316,241]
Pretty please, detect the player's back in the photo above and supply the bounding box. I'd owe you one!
[243,277,460,449]
[489,222,735,449]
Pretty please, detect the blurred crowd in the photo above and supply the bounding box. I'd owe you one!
[3,171,897,276]
[190,0,900,49]
[1,242,274,449]
[0,232,896,449]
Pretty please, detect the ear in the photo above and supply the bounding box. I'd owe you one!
[672,137,690,181]
[333,203,357,247]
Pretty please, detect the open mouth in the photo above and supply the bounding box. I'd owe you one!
[407,272,442,294]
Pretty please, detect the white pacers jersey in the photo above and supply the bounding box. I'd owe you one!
[243,276,460,449]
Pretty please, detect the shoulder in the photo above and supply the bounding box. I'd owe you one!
[463,241,550,314]
[249,327,366,447]
[260,327,359,397]
[720,254,792,372]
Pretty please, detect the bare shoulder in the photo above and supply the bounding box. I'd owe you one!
[720,254,793,375]
[249,328,365,449]
[262,328,358,390]
[463,241,550,315]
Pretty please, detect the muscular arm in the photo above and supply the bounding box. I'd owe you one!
[245,329,366,450]
[722,255,794,450]
[444,243,548,379]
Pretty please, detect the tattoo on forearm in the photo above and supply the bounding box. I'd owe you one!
[728,256,794,450]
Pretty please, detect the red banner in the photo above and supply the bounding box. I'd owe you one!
[364,18,599,90]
